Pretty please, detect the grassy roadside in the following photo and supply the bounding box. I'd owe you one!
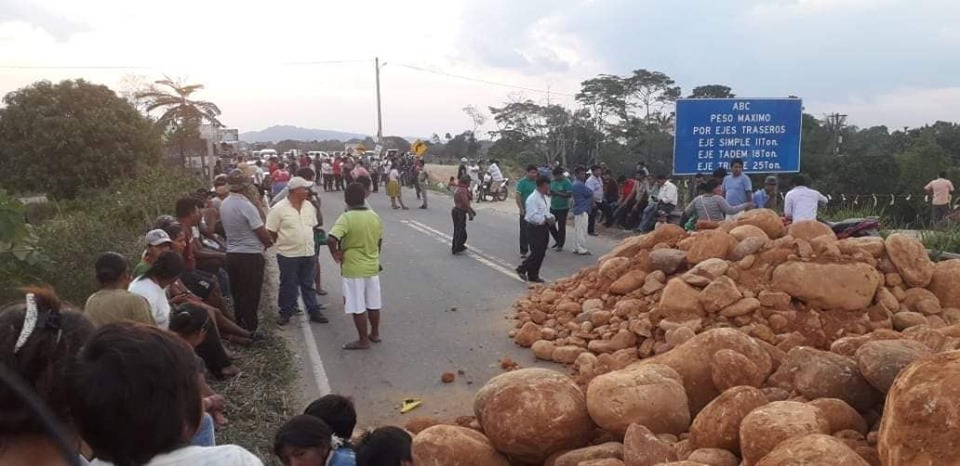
[210,311,297,465]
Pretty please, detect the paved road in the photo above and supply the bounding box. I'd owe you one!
[300,186,618,426]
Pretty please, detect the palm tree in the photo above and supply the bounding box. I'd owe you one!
[136,77,222,128]
[136,77,222,165]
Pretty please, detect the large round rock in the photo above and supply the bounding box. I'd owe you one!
[474,368,594,464]
[739,401,830,466]
[413,425,510,466]
[885,234,934,288]
[879,351,960,465]
[771,261,881,311]
[635,328,773,414]
[586,363,691,437]
[756,434,869,466]
[690,385,769,455]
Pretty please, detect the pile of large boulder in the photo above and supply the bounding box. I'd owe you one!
[411,210,960,465]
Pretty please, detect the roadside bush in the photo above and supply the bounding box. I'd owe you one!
[922,225,960,255]
[22,166,204,305]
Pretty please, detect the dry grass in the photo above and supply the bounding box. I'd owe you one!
[209,312,297,465]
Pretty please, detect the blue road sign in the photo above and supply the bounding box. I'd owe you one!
[673,98,803,175]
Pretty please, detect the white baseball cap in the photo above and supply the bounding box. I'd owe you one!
[288,176,314,191]
[145,229,173,246]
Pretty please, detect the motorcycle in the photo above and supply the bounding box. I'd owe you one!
[825,217,881,239]
[477,174,510,202]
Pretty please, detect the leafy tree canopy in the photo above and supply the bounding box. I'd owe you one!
[0,79,162,199]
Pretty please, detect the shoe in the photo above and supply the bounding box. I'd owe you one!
[318,289,328,296]
[554,246,563,252]
[291,309,304,316]
[277,314,291,326]
[515,268,528,281]
[520,252,528,259]
[529,277,546,283]
[588,232,599,237]
[315,302,327,310]
[574,250,592,256]
[419,205,428,209]
[309,311,330,324]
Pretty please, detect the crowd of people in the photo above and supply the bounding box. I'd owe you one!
[0,149,409,464]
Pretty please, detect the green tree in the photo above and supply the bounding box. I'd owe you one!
[688,85,735,99]
[625,69,681,121]
[0,79,162,199]
[136,77,222,164]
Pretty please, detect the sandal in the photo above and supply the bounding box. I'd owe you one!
[342,341,371,350]
[369,335,382,343]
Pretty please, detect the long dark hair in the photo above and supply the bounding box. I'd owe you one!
[94,252,130,286]
[142,250,184,281]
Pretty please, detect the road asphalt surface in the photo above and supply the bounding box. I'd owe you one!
[299,186,618,426]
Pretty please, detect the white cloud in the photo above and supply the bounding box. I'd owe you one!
[807,87,960,129]
[749,0,896,16]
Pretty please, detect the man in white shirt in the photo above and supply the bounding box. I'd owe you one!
[925,171,955,224]
[638,175,678,232]
[585,165,604,236]
[784,175,829,223]
[266,176,327,326]
[487,159,505,193]
[515,176,555,283]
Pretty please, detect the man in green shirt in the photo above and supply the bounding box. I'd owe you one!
[328,182,385,350]
[515,165,539,258]
[548,166,573,251]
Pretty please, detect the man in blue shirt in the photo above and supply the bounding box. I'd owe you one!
[753,175,778,211]
[571,166,595,255]
[722,158,753,219]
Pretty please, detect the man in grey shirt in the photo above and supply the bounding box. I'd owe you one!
[221,170,274,332]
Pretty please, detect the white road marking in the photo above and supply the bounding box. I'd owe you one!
[400,219,529,283]
[298,315,332,396]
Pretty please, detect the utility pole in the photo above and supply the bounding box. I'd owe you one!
[375,57,383,143]
[826,113,847,155]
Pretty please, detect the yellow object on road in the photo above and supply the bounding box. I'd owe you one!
[401,398,422,414]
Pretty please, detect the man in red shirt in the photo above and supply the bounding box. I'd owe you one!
[612,172,640,228]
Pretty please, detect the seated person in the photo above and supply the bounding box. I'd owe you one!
[273,415,333,466]
[169,305,231,432]
[67,323,263,465]
[355,427,413,466]
[304,395,357,465]
[85,251,155,327]
[0,287,95,465]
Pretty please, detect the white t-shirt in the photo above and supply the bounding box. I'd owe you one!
[487,164,504,181]
[128,277,171,329]
[389,169,400,182]
[784,186,829,222]
[321,162,333,175]
[90,445,263,466]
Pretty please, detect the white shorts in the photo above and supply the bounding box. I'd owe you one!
[342,275,382,314]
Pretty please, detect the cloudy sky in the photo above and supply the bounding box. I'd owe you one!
[1,0,958,137]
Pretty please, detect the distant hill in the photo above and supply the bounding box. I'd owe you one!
[240,125,369,143]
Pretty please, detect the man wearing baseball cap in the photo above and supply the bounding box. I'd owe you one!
[266,176,328,326]
[132,229,176,277]
[222,169,275,332]
[753,175,779,211]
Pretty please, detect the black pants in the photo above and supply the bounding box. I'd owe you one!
[517,224,549,280]
[588,204,598,234]
[323,174,333,191]
[334,174,343,190]
[452,209,468,253]
[519,215,530,255]
[196,318,231,377]
[549,208,569,248]
[225,252,265,332]
[371,172,380,192]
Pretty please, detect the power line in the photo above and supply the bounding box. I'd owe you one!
[392,63,576,97]
[280,59,372,66]
[0,65,152,70]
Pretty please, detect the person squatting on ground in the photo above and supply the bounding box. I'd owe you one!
[451,175,477,255]
[516,176,555,283]
[267,176,329,326]
[327,183,385,350]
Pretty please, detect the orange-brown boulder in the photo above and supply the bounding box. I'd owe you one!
[659,278,705,322]
[712,349,765,390]
[771,261,881,311]
[413,425,510,466]
[686,230,738,265]
[878,351,960,465]
[756,434,869,466]
[474,368,594,463]
[551,442,623,466]
[687,448,739,466]
[610,269,648,295]
[635,329,773,414]
[884,234,934,288]
[689,386,769,454]
[739,401,831,465]
[623,423,678,466]
[787,220,837,242]
[734,209,785,239]
[807,398,868,434]
[854,339,932,394]
[928,259,960,309]
[586,364,690,437]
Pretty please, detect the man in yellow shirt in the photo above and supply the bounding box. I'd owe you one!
[266,176,328,326]
[328,183,384,350]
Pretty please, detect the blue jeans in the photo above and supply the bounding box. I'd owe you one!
[190,413,216,447]
[277,254,320,315]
